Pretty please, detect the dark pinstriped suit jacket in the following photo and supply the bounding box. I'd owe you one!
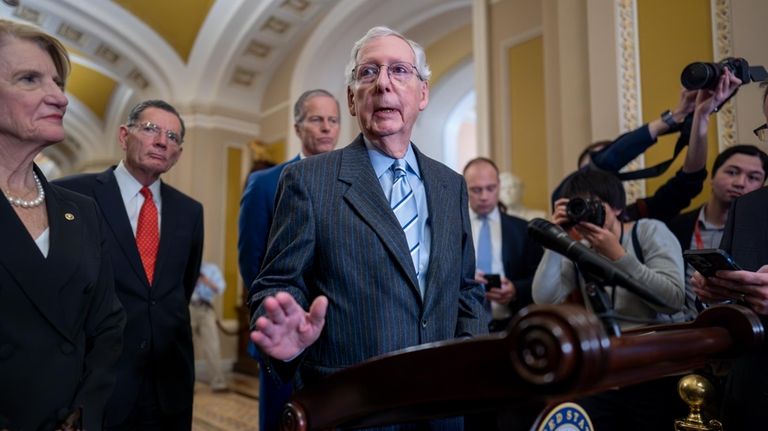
[250,135,488,387]
[717,187,768,429]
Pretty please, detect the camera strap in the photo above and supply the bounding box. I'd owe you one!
[616,113,693,181]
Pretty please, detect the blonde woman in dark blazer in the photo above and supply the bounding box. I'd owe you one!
[0,20,125,430]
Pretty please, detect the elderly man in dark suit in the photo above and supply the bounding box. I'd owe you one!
[249,26,487,430]
[239,88,340,431]
[56,100,204,430]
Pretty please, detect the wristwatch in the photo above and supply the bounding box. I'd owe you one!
[660,109,677,128]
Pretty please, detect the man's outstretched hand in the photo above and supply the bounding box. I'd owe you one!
[250,292,328,361]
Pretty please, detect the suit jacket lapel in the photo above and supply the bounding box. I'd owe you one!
[93,169,149,288]
[500,216,512,269]
[339,136,421,294]
[153,182,177,292]
[0,169,83,341]
[417,147,450,302]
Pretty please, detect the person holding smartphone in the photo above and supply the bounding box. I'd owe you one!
[463,157,543,431]
[690,85,768,429]
[669,144,767,318]
[463,158,543,333]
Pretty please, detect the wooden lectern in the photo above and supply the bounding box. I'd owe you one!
[278,304,764,430]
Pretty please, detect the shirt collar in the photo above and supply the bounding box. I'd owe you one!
[114,160,161,201]
[470,206,500,222]
[363,136,421,180]
[697,204,723,230]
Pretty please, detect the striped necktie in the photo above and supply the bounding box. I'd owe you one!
[390,159,420,276]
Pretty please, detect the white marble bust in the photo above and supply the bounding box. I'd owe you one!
[498,172,546,221]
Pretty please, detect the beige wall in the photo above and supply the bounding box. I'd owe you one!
[427,25,473,86]
[489,0,544,172]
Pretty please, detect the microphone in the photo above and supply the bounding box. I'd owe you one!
[527,218,664,307]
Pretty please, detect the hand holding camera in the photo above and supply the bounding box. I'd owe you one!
[681,57,766,90]
[551,197,625,261]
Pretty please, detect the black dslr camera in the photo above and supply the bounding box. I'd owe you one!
[681,57,768,90]
[565,197,606,227]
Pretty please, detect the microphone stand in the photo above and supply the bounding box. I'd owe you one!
[579,271,622,337]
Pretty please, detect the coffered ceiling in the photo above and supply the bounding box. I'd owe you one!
[0,0,472,174]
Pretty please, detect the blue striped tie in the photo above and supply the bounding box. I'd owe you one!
[391,159,420,276]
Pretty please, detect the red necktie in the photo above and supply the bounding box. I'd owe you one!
[136,187,159,284]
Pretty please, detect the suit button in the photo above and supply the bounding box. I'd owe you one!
[60,343,75,355]
[139,340,148,350]
[151,300,157,306]
[0,344,12,360]
[421,319,427,328]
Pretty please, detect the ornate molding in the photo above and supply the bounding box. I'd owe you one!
[712,0,735,149]
[616,0,644,202]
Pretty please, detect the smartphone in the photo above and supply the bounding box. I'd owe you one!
[683,249,742,277]
[484,273,501,291]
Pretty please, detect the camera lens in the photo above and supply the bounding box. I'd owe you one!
[566,198,589,222]
[681,62,720,90]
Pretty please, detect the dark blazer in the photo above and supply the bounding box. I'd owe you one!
[716,187,768,429]
[667,206,699,250]
[0,168,125,431]
[238,155,300,287]
[55,167,204,427]
[250,136,488,388]
[499,212,544,315]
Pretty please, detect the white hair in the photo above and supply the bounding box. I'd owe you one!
[344,26,432,85]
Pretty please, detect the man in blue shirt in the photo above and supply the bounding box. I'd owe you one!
[190,261,227,392]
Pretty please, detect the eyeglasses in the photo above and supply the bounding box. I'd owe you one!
[754,124,768,142]
[129,121,183,145]
[352,62,422,84]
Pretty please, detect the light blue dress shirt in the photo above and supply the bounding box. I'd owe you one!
[365,138,431,296]
[192,261,226,304]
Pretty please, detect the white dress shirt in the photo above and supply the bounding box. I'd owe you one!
[114,161,162,236]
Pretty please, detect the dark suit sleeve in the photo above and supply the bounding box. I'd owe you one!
[455,179,490,337]
[719,198,737,254]
[183,203,204,301]
[498,215,543,314]
[72,200,126,430]
[508,239,543,311]
[238,172,273,288]
[624,168,707,222]
[590,124,656,172]
[249,165,314,382]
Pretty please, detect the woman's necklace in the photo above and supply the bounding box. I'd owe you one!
[4,172,45,208]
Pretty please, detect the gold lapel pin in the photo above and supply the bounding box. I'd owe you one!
[64,213,75,221]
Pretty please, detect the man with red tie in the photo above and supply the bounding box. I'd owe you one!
[56,100,204,430]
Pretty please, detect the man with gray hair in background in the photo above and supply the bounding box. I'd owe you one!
[249,26,487,430]
[239,88,341,431]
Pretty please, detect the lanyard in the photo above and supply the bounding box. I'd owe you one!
[693,220,704,250]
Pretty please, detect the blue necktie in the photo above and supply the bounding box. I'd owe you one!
[476,215,492,274]
[391,159,420,276]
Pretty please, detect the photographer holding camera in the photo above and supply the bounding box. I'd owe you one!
[532,169,686,429]
[553,68,743,224]
[533,169,685,326]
